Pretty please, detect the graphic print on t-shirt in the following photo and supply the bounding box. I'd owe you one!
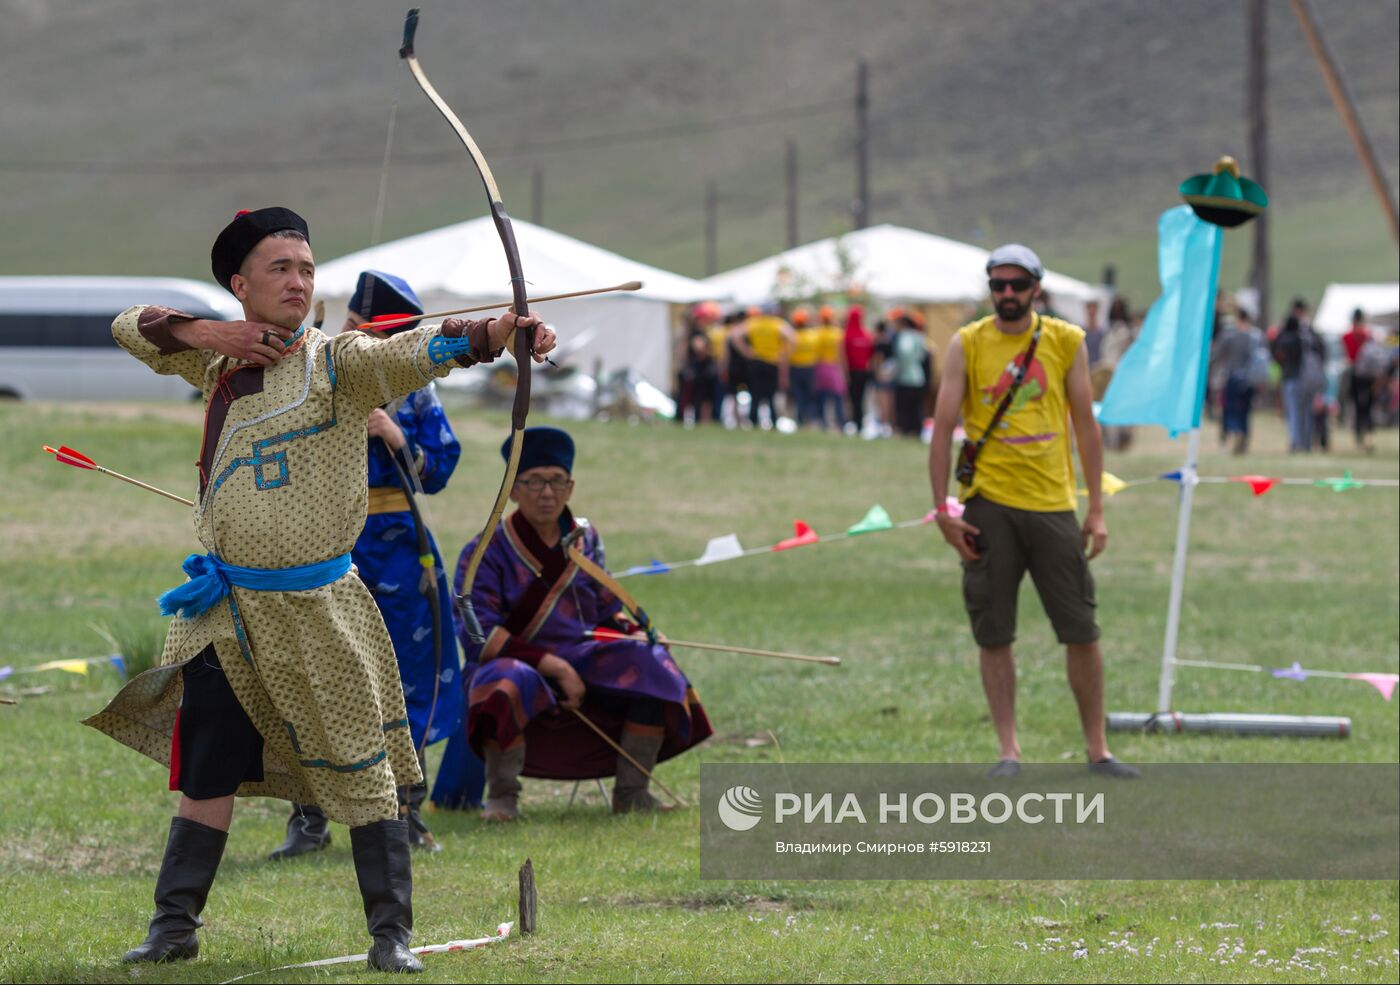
[981,350,1048,415]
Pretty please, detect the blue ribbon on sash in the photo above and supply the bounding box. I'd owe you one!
[157,552,353,619]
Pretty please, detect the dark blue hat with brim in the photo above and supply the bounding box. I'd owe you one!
[504,426,575,474]
[211,207,309,293]
[350,270,424,334]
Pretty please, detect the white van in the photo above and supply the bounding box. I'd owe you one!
[0,276,244,400]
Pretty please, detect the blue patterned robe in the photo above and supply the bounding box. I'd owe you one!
[354,385,464,749]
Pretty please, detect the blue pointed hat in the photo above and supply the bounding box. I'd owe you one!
[349,270,424,333]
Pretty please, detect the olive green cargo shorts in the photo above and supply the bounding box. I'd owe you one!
[959,496,1099,649]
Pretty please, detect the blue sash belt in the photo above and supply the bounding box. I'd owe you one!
[157,552,353,619]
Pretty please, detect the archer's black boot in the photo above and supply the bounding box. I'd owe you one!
[269,803,331,860]
[123,817,227,963]
[350,819,423,974]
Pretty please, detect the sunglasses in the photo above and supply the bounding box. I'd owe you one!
[989,277,1035,294]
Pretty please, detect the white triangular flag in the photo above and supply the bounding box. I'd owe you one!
[695,533,744,565]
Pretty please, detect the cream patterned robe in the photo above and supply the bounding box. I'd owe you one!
[84,306,491,826]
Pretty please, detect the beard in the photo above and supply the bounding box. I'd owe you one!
[995,296,1030,322]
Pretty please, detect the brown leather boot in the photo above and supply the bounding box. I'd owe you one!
[481,742,525,822]
[612,730,673,814]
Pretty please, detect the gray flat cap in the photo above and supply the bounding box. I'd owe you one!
[986,243,1044,280]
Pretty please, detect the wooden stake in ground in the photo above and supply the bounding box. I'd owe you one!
[518,858,537,935]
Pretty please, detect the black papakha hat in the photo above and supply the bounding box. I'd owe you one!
[210,207,310,292]
[503,426,575,475]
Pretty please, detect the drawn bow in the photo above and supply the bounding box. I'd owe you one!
[399,8,534,644]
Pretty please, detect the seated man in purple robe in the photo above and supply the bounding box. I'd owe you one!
[452,426,711,820]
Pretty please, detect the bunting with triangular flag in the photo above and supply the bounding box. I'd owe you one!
[847,505,893,535]
[695,534,744,566]
[1316,470,1365,492]
[1231,474,1278,496]
[620,559,672,577]
[773,520,819,551]
[1347,673,1398,701]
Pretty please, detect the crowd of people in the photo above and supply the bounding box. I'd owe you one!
[673,300,936,438]
[1199,295,1399,456]
[673,288,1400,455]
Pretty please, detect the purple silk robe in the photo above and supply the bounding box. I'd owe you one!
[453,508,711,779]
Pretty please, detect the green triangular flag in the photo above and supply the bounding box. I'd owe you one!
[847,504,893,535]
[1316,469,1364,492]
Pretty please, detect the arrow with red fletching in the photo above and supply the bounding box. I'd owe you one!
[359,280,644,334]
[586,628,841,666]
[43,445,194,507]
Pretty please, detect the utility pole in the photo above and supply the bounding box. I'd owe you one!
[853,59,869,230]
[1247,0,1271,327]
[786,139,799,249]
[531,169,543,227]
[1290,0,1400,246]
[705,180,718,277]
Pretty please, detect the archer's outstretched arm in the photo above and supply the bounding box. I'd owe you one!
[332,313,555,418]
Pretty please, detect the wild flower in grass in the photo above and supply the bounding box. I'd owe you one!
[1072,948,1088,959]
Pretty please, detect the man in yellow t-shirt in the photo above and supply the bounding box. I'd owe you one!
[928,244,1138,780]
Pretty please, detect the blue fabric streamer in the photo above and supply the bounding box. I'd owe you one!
[157,552,352,619]
[1098,205,1222,434]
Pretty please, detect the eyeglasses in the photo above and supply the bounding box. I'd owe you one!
[515,476,573,493]
[989,277,1035,294]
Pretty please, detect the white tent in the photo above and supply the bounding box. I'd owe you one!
[315,217,714,386]
[702,223,1105,325]
[1313,282,1400,337]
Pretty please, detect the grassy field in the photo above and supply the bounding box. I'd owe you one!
[0,400,1396,983]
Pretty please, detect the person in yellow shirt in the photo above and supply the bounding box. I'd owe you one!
[730,303,794,428]
[812,305,847,431]
[788,307,821,426]
[927,244,1138,781]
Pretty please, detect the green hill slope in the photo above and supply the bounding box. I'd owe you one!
[1,0,1395,313]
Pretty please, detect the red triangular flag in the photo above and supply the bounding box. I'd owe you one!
[1230,474,1277,497]
[773,520,820,551]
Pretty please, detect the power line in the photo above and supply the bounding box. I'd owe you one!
[0,100,847,176]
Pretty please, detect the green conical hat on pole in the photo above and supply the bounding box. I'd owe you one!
[1179,156,1269,228]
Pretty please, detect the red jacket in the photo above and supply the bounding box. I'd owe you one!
[843,307,874,372]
